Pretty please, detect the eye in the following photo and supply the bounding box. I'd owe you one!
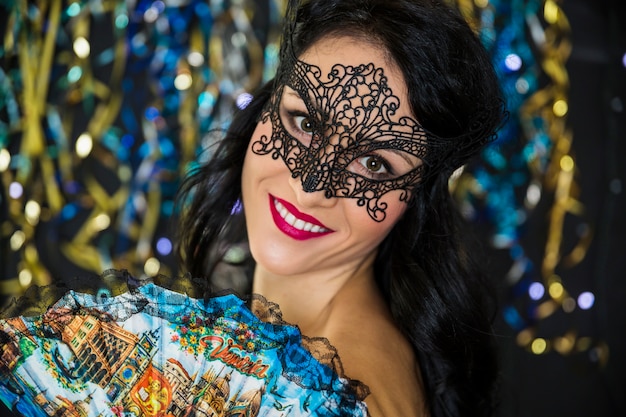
[348,148,422,181]
[282,110,315,146]
[360,155,388,174]
[295,115,313,134]
[277,87,317,146]
[349,154,394,180]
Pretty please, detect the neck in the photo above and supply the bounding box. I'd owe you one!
[251,252,379,337]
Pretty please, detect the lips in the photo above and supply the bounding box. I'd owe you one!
[269,194,333,240]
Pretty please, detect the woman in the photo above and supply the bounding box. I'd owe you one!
[178,0,505,416]
[0,0,504,416]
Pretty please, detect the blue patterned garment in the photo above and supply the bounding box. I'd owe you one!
[0,281,368,416]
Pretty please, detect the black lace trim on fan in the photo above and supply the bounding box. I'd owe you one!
[250,293,370,400]
[0,269,370,402]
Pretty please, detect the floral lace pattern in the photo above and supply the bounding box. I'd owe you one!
[252,60,428,222]
[0,271,368,416]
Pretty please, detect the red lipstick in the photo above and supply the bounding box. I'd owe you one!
[269,194,333,240]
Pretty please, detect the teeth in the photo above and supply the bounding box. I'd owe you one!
[274,199,328,233]
[285,212,296,224]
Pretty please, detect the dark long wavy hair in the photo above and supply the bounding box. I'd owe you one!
[177,1,506,416]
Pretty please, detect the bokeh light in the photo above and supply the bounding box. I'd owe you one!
[10,230,26,251]
[531,338,548,354]
[144,257,161,276]
[174,72,193,90]
[560,155,574,172]
[188,51,205,67]
[553,99,568,117]
[528,282,545,300]
[504,53,523,71]
[548,281,564,299]
[9,182,23,199]
[76,133,93,158]
[578,291,595,310]
[73,37,91,58]
[0,148,10,171]
[156,237,173,256]
[91,214,111,232]
[24,200,41,225]
[18,269,32,287]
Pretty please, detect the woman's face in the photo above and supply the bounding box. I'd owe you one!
[241,36,423,277]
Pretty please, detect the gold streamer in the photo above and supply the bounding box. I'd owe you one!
[519,1,601,360]
[1,0,281,300]
[450,0,603,362]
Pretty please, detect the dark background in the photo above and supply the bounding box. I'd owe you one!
[495,0,626,415]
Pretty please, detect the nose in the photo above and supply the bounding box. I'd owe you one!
[288,171,337,209]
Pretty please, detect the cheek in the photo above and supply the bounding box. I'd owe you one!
[248,120,272,157]
[242,121,293,208]
[242,122,273,178]
[374,190,408,225]
[247,116,278,159]
[348,191,407,241]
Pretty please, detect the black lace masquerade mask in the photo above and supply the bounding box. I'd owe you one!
[249,0,505,222]
[251,58,428,222]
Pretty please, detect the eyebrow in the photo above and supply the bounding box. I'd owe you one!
[282,88,314,110]
[285,90,301,99]
[386,147,421,168]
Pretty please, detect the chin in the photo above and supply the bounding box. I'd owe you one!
[250,246,305,277]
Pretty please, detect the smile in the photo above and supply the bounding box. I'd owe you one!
[269,195,333,240]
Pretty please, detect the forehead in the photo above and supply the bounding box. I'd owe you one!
[295,36,410,107]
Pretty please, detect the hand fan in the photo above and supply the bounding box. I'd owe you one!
[0,272,367,417]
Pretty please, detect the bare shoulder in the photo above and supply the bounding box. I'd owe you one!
[329,308,428,417]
